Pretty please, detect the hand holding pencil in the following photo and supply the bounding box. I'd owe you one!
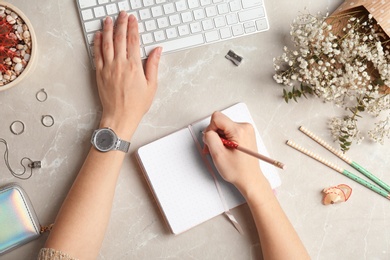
[202,111,273,191]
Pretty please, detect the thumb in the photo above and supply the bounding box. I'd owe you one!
[145,47,162,87]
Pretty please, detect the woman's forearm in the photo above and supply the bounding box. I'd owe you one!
[44,147,127,259]
[242,174,310,260]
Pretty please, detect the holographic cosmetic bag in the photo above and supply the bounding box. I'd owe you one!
[0,184,41,255]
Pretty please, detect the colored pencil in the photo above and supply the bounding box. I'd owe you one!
[299,126,390,192]
[286,140,390,200]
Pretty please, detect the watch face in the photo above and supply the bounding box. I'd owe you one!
[95,129,116,152]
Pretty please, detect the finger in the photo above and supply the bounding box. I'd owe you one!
[127,15,142,62]
[93,31,103,70]
[145,47,162,87]
[113,11,129,58]
[102,16,114,63]
[203,130,226,158]
[205,111,236,135]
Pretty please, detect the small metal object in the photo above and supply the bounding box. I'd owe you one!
[0,138,40,180]
[10,120,25,135]
[41,115,54,127]
[36,88,48,102]
[28,161,42,169]
[225,50,243,66]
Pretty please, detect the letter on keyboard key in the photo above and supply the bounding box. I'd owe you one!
[79,0,97,9]
[238,7,264,22]
[144,34,204,56]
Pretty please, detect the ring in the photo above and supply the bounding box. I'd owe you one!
[41,115,54,127]
[36,88,48,102]
[10,120,25,135]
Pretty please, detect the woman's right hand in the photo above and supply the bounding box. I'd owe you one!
[202,112,269,195]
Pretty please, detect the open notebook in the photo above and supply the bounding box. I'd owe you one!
[136,103,281,234]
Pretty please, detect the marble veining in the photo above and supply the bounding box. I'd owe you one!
[1,0,390,259]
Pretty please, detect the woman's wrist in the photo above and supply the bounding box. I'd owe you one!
[237,170,274,204]
[99,115,141,142]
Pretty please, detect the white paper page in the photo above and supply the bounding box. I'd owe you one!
[137,128,225,234]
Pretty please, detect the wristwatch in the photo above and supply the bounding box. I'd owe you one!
[91,128,130,153]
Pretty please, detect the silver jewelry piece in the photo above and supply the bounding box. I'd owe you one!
[0,138,41,180]
[10,120,25,135]
[41,115,54,127]
[36,88,48,102]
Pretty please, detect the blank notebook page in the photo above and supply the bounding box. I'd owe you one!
[137,103,281,234]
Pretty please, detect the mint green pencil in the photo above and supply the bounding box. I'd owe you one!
[299,126,390,193]
[286,140,390,200]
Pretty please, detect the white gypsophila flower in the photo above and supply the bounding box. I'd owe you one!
[273,9,390,150]
[368,116,390,144]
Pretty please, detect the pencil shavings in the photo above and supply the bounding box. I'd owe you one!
[322,184,352,205]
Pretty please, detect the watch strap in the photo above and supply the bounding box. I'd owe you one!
[115,139,131,153]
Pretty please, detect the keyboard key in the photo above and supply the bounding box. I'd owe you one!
[220,27,232,38]
[151,5,163,17]
[98,0,109,4]
[163,3,175,15]
[200,0,211,6]
[214,16,226,27]
[139,8,152,20]
[205,30,220,42]
[79,0,97,9]
[188,0,200,9]
[166,27,178,39]
[144,0,155,7]
[169,14,181,26]
[205,6,217,17]
[181,12,193,23]
[256,18,268,30]
[140,47,146,58]
[81,9,94,20]
[229,0,241,12]
[118,1,130,11]
[178,25,190,36]
[138,22,145,33]
[85,19,102,32]
[144,34,204,55]
[241,0,263,9]
[87,33,95,44]
[142,33,154,44]
[106,4,118,15]
[226,13,238,25]
[244,21,256,33]
[238,6,264,22]
[202,19,214,30]
[154,30,166,41]
[94,6,106,18]
[157,17,169,28]
[190,22,201,33]
[130,0,142,9]
[193,9,205,20]
[175,0,187,12]
[217,3,229,14]
[145,20,157,31]
[232,24,244,35]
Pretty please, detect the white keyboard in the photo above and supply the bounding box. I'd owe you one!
[77,0,269,66]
